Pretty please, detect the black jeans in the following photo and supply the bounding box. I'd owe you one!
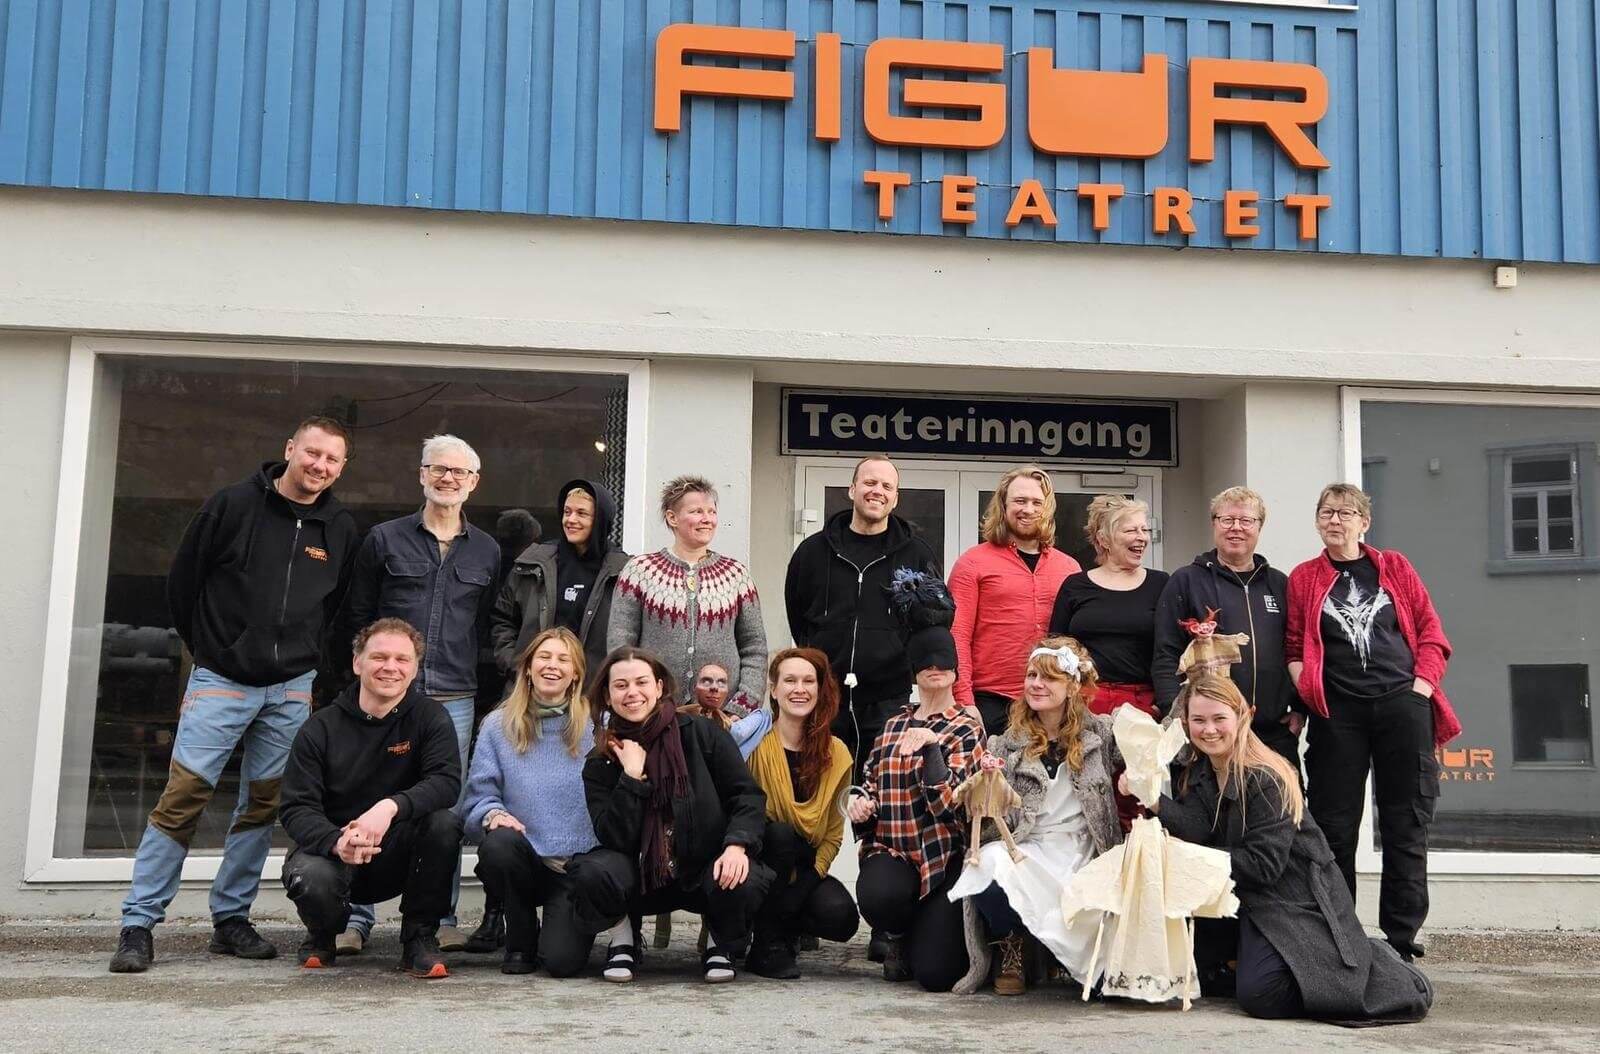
[754,822,859,944]
[972,692,1011,738]
[1236,914,1305,1019]
[833,694,909,780]
[474,827,607,976]
[576,848,775,951]
[1306,688,1438,954]
[970,881,1024,939]
[856,853,969,992]
[282,809,462,939]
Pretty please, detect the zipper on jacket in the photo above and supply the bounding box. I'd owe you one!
[276,518,304,666]
[835,549,886,757]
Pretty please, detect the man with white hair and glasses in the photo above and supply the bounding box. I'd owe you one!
[338,434,500,952]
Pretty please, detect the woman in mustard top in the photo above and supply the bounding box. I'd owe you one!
[744,647,859,979]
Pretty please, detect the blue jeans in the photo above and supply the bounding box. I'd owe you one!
[120,666,312,930]
[346,694,473,936]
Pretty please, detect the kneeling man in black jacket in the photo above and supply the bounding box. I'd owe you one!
[279,618,463,977]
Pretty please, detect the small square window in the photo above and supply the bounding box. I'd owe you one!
[1504,451,1582,559]
[1510,665,1593,765]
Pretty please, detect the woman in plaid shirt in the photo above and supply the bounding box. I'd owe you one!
[849,572,986,991]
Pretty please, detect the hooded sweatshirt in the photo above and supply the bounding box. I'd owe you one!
[783,509,942,709]
[1151,550,1297,727]
[489,479,628,687]
[166,461,360,687]
[279,682,462,857]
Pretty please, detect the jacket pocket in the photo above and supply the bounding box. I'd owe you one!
[383,557,431,604]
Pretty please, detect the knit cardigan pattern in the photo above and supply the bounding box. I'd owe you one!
[607,549,768,711]
[460,709,599,859]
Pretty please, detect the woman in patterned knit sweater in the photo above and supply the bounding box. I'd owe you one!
[607,475,768,715]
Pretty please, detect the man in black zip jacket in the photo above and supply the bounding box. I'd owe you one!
[784,457,942,773]
[279,618,464,978]
[110,416,360,975]
[1151,486,1305,768]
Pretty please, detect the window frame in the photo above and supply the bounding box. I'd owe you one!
[25,336,649,884]
[1508,663,1594,770]
[1342,386,1600,878]
[1488,441,1599,573]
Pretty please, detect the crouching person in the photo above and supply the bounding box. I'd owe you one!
[582,647,775,984]
[744,648,860,979]
[1149,676,1433,1024]
[464,627,616,977]
[278,618,464,978]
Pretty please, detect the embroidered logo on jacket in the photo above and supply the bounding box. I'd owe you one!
[304,546,329,562]
[1262,593,1281,614]
[386,740,412,756]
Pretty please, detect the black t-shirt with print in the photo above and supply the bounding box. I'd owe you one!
[1320,555,1414,700]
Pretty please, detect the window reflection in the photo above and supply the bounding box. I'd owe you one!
[60,356,627,856]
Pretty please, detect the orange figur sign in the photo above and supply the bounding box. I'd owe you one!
[654,23,1335,241]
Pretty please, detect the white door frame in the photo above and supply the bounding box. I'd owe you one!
[793,456,1163,567]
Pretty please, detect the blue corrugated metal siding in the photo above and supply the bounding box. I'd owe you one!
[1,0,1597,262]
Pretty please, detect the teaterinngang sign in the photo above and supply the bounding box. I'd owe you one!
[782,389,1178,467]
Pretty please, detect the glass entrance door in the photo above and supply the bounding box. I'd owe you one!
[797,461,1160,572]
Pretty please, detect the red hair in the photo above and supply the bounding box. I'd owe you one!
[767,647,841,799]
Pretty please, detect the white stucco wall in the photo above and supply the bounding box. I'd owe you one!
[2,186,1597,927]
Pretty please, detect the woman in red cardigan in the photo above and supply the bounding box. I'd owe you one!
[1285,483,1460,964]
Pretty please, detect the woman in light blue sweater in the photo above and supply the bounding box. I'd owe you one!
[464,627,611,976]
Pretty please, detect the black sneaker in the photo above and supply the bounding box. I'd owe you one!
[702,946,737,984]
[866,928,889,963]
[881,936,910,982]
[401,931,450,979]
[746,939,800,980]
[500,950,537,975]
[208,917,278,960]
[464,907,506,953]
[298,934,337,970]
[108,926,154,973]
[603,944,638,983]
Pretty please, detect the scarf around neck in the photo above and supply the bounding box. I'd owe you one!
[609,697,690,891]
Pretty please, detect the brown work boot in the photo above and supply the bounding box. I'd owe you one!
[994,933,1026,996]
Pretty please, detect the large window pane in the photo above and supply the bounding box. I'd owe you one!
[57,355,628,857]
[1362,402,1600,854]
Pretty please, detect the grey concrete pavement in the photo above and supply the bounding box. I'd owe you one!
[0,923,1594,1053]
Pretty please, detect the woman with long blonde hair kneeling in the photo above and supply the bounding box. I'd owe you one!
[1149,676,1433,1023]
[948,636,1125,996]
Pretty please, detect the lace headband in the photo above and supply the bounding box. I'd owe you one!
[1030,645,1086,681]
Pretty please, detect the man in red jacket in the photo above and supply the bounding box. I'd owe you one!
[948,466,1081,734]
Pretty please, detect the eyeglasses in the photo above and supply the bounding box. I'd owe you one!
[423,464,476,481]
[1316,508,1362,522]
[1212,516,1260,529]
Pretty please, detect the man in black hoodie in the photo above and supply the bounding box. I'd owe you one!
[784,457,942,773]
[1152,486,1305,768]
[279,618,464,977]
[491,478,628,690]
[110,416,360,975]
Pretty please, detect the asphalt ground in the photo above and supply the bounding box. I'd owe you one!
[0,922,1594,1053]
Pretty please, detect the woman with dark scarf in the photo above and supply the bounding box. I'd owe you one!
[580,647,773,983]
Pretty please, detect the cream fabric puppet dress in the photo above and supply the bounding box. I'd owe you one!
[1059,706,1238,1008]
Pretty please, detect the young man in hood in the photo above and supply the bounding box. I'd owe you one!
[490,477,628,690]
[784,457,942,771]
[278,618,464,977]
[110,416,361,974]
[1151,486,1305,768]
[337,434,499,953]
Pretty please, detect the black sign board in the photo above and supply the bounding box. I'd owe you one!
[781,388,1177,466]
